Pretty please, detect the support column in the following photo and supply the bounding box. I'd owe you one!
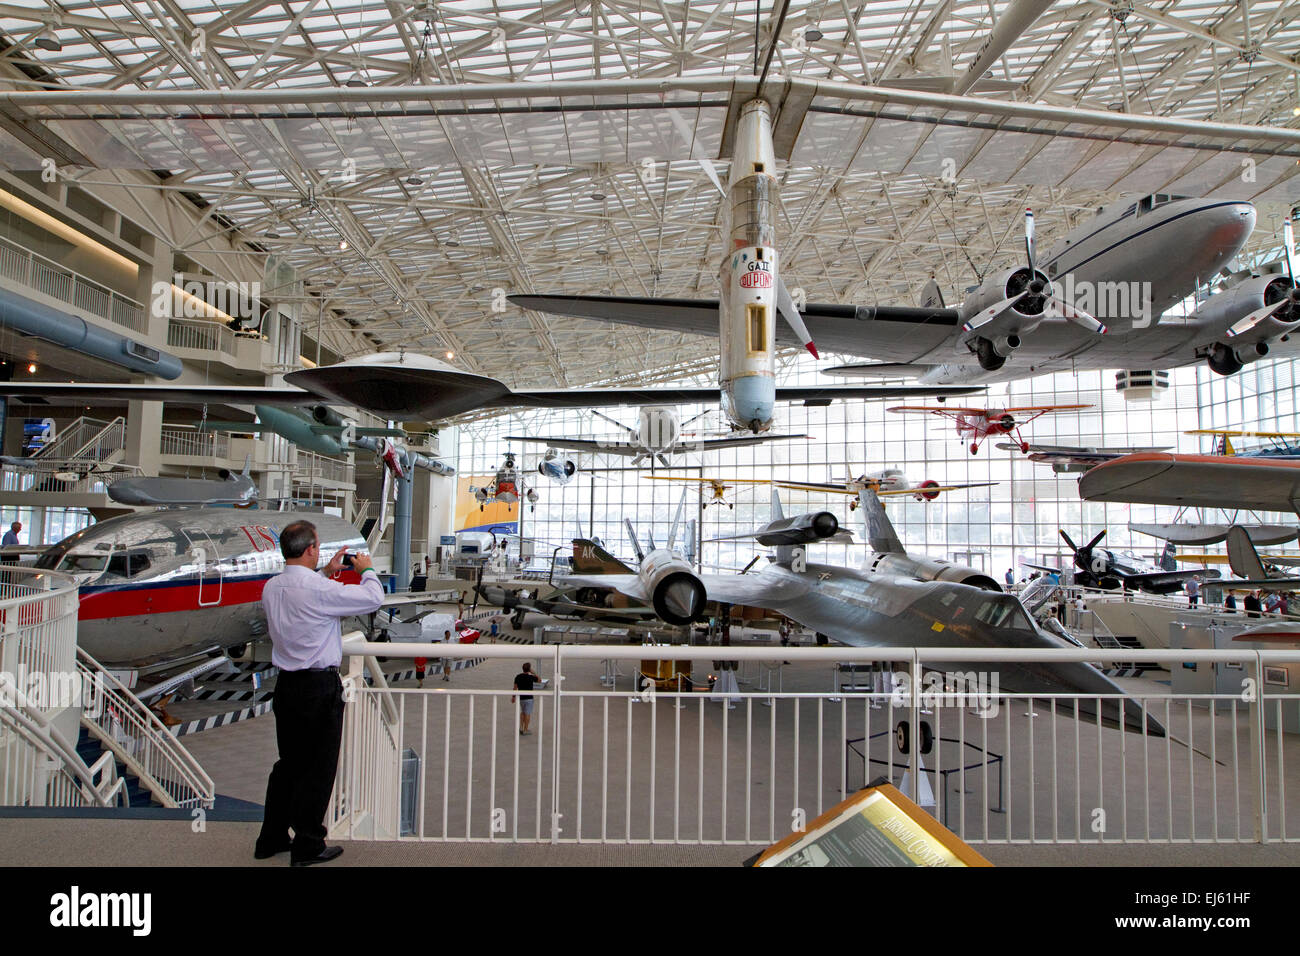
[393,459,414,589]
[125,399,162,476]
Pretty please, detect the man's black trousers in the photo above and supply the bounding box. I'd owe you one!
[257,669,345,861]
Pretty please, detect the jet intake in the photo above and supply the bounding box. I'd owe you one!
[751,511,839,546]
[638,551,707,625]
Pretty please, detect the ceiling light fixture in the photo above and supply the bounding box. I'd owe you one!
[34,24,61,52]
[345,71,368,88]
[406,174,424,186]
[804,24,823,42]
[445,350,455,360]
[27,363,36,374]
[338,239,349,251]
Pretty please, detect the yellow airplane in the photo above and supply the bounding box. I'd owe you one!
[1185,429,1300,458]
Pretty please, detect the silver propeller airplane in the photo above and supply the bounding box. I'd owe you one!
[561,488,1161,735]
[511,91,1285,389]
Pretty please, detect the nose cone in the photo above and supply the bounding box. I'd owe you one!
[1197,200,1256,255]
[724,375,775,432]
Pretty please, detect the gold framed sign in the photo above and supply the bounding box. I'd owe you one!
[752,783,991,867]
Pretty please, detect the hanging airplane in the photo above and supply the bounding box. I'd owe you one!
[757,468,997,508]
[888,402,1090,454]
[1185,428,1300,459]
[533,447,578,485]
[469,452,539,512]
[1131,523,1298,547]
[645,475,757,511]
[559,489,1161,735]
[511,89,1282,391]
[507,406,808,467]
[0,351,978,431]
[1079,452,1300,517]
[106,458,257,507]
[997,442,1171,474]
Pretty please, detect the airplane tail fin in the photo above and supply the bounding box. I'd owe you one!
[241,454,251,478]
[571,539,635,575]
[770,489,795,564]
[918,277,946,309]
[770,487,785,522]
[1226,526,1266,580]
[1159,540,1176,572]
[859,490,905,555]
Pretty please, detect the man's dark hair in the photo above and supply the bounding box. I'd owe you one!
[521,662,531,673]
[280,520,317,559]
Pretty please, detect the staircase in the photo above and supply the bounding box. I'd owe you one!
[75,727,157,808]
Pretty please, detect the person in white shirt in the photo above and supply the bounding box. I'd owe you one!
[254,520,385,867]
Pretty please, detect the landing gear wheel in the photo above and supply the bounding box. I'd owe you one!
[975,336,1007,372]
[511,610,526,630]
[728,503,734,510]
[970,442,979,455]
[895,720,935,755]
[1020,442,1030,454]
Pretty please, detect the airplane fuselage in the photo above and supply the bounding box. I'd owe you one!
[36,509,365,667]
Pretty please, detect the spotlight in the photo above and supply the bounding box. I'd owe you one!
[338,239,348,251]
[804,25,823,42]
[444,236,460,247]
[406,174,424,186]
[445,350,455,360]
[589,191,606,201]
[34,25,61,52]
[345,72,368,88]
[27,363,36,374]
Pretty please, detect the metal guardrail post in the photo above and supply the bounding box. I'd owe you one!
[550,643,564,844]
[910,648,920,807]
[1249,652,1267,843]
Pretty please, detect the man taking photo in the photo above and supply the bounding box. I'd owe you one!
[254,520,385,866]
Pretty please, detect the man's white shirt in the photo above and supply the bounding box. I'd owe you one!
[262,564,385,671]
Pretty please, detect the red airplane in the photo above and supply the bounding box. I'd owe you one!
[888,403,1091,455]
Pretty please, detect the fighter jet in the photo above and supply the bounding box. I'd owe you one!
[106,458,257,507]
[560,489,1161,735]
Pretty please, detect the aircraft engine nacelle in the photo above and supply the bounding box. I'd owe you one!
[870,553,1001,591]
[638,550,707,625]
[1196,276,1300,371]
[751,511,839,546]
[914,480,941,502]
[992,413,1018,434]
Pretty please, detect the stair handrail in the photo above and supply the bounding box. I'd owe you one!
[0,672,127,807]
[75,647,215,809]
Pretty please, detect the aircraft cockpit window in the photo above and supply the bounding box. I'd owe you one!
[104,551,152,578]
[1136,195,1154,215]
[974,597,1036,633]
[42,553,108,574]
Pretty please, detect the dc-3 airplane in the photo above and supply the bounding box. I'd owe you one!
[559,488,1160,735]
[888,403,1090,455]
[507,406,808,467]
[511,90,1288,390]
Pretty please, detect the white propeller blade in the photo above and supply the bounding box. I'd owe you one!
[1285,217,1297,283]
[1047,296,1107,334]
[1225,300,1288,339]
[777,277,819,358]
[962,290,1030,332]
[1024,207,1036,276]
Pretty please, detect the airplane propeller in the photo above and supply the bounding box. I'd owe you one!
[1060,528,1108,573]
[1224,218,1300,339]
[963,208,1108,336]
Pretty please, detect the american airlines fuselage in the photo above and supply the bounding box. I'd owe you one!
[35,509,365,667]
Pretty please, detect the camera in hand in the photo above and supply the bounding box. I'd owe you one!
[341,552,356,568]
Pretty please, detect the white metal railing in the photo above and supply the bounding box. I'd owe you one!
[0,235,146,334]
[167,317,239,356]
[0,565,129,808]
[30,415,125,463]
[0,458,142,496]
[160,427,229,459]
[329,652,402,838]
[331,639,1300,847]
[296,450,354,485]
[75,648,214,809]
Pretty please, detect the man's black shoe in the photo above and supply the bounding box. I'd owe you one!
[291,846,344,867]
[254,841,292,860]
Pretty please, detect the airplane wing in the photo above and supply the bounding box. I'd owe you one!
[1177,553,1300,567]
[504,434,811,456]
[886,405,987,416]
[1079,453,1300,516]
[1120,569,1219,590]
[1004,443,1170,465]
[1186,429,1300,439]
[510,384,980,408]
[508,294,961,361]
[1002,404,1092,414]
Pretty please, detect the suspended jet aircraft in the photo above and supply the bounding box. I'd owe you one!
[507,406,808,467]
[107,458,257,507]
[888,403,1090,455]
[513,96,1274,389]
[1027,530,1212,594]
[560,489,1161,735]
